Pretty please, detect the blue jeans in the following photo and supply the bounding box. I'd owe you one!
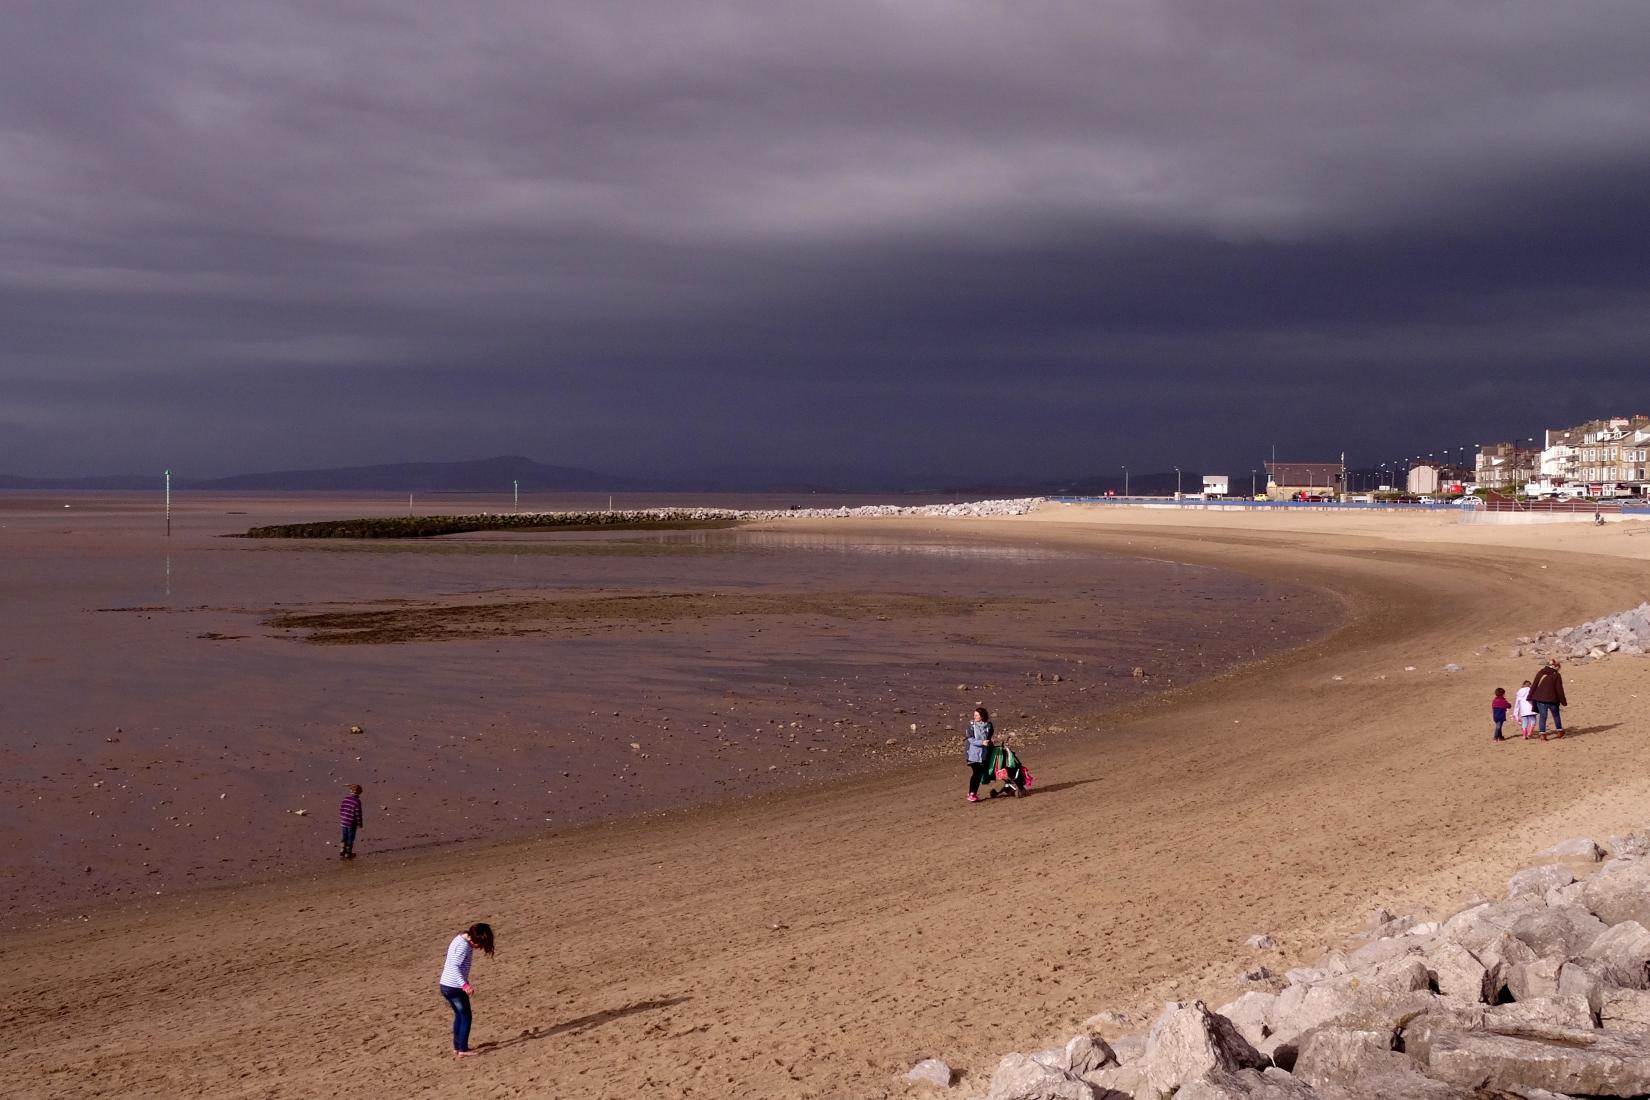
[1536,701,1562,733]
[340,825,357,854]
[440,985,472,1051]
[1493,711,1506,738]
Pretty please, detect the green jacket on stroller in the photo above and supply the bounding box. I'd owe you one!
[983,744,1034,797]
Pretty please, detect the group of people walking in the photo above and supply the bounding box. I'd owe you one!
[1493,658,1568,741]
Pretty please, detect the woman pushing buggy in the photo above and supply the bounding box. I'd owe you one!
[964,706,1035,803]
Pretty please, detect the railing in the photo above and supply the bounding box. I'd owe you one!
[1048,496,1650,516]
[1482,499,1650,514]
[1047,496,1462,511]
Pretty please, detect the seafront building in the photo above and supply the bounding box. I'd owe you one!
[1474,441,1539,491]
[1264,460,1345,499]
[1405,464,1472,496]
[1531,415,1650,496]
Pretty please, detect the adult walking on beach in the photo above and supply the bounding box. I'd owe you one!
[439,922,495,1058]
[1529,659,1567,739]
[965,707,994,803]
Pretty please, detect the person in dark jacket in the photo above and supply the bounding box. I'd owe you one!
[1528,659,1567,739]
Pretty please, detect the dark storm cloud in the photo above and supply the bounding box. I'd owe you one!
[3,2,1648,481]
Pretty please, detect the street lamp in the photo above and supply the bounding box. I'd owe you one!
[1250,469,1257,498]
[1174,465,1181,497]
[1121,465,1128,497]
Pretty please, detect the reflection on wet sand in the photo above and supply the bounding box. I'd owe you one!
[0,494,1340,924]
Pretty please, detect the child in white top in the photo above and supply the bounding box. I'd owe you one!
[1514,681,1537,739]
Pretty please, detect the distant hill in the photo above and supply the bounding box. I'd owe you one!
[0,456,636,492]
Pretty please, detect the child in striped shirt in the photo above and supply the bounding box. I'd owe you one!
[339,784,364,859]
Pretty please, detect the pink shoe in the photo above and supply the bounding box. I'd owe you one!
[966,793,979,803]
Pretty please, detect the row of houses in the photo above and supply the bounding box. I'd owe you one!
[1476,415,1650,498]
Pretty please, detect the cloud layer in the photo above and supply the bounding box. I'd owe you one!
[4,2,1648,481]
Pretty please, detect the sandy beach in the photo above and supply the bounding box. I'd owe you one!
[0,493,1331,923]
[6,504,1650,1099]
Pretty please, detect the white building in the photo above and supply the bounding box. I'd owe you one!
[1541,416,1650,489]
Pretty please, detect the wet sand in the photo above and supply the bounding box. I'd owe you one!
[0,494,1333,924]
[10,502,1649,1100]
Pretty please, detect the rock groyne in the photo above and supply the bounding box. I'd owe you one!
[243,498,1044,538]
[937,831,1650,1098]
[1514,602,1650,662]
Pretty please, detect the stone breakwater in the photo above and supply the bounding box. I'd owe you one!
[1514,602,1650,662]
[917,831,1650,1098]
[243,499,1044,538]
[620,497,1045,521]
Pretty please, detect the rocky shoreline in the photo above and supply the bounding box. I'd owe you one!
[919,829,1650,1098]
[1513,602,1650,662]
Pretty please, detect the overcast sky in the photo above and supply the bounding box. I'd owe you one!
[3,2,1647,483]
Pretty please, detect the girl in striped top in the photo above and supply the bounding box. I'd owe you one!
[439,922,495,1057]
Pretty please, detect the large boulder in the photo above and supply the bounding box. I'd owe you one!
[1422,1024,1650,1096]
[1214,991,1277,1048]
[1031,1035,1116,1077]
[1556,960,1605,1020]
[985,1053,1101,1100]
[1546,881,1587,909]
[1475,930,1538,1000]
[1422,941,1493,1003]
[1538,838,1607,862]
[1321,990,1482,1040]
[1307,1054,1475,1099]
[1601,986,1650,1030]
[1175,1067,1318,1099]
[1438,896,1545,951]
[1264,958,1436,1069]
[1081,1062,1145,1098]
[1107,1033,1146,1065]
[1582,859,1650,928]
[1581,921,1650,989]
[1510,906,1608,957]
[1139,1001,1267,1097]
[1509,864,1578,899]
[904,1059,953,1088]
[1507,956,1565,1002]
[1290,1027,1391,1088]
[1483,995,1596,1030]
[1344,936,1420,972]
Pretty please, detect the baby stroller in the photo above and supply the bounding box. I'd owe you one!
[984,744,1034,798]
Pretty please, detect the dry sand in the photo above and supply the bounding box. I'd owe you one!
[6,504,1650,1099]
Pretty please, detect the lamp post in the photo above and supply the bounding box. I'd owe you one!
[1251,469,1257,498]
[1121,465,1128,498]
[513,479,519,514]
[1174,465,1181,497]
[164,469,171,537]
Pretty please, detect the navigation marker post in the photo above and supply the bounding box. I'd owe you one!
[164,469,171,537]
[513,479,519,513]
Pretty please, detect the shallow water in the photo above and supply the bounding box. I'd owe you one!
[0,493,1340,923]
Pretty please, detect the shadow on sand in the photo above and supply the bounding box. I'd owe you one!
[476,996,692,1052]
[1536,723,1621,741]
[996,777,1102,799]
